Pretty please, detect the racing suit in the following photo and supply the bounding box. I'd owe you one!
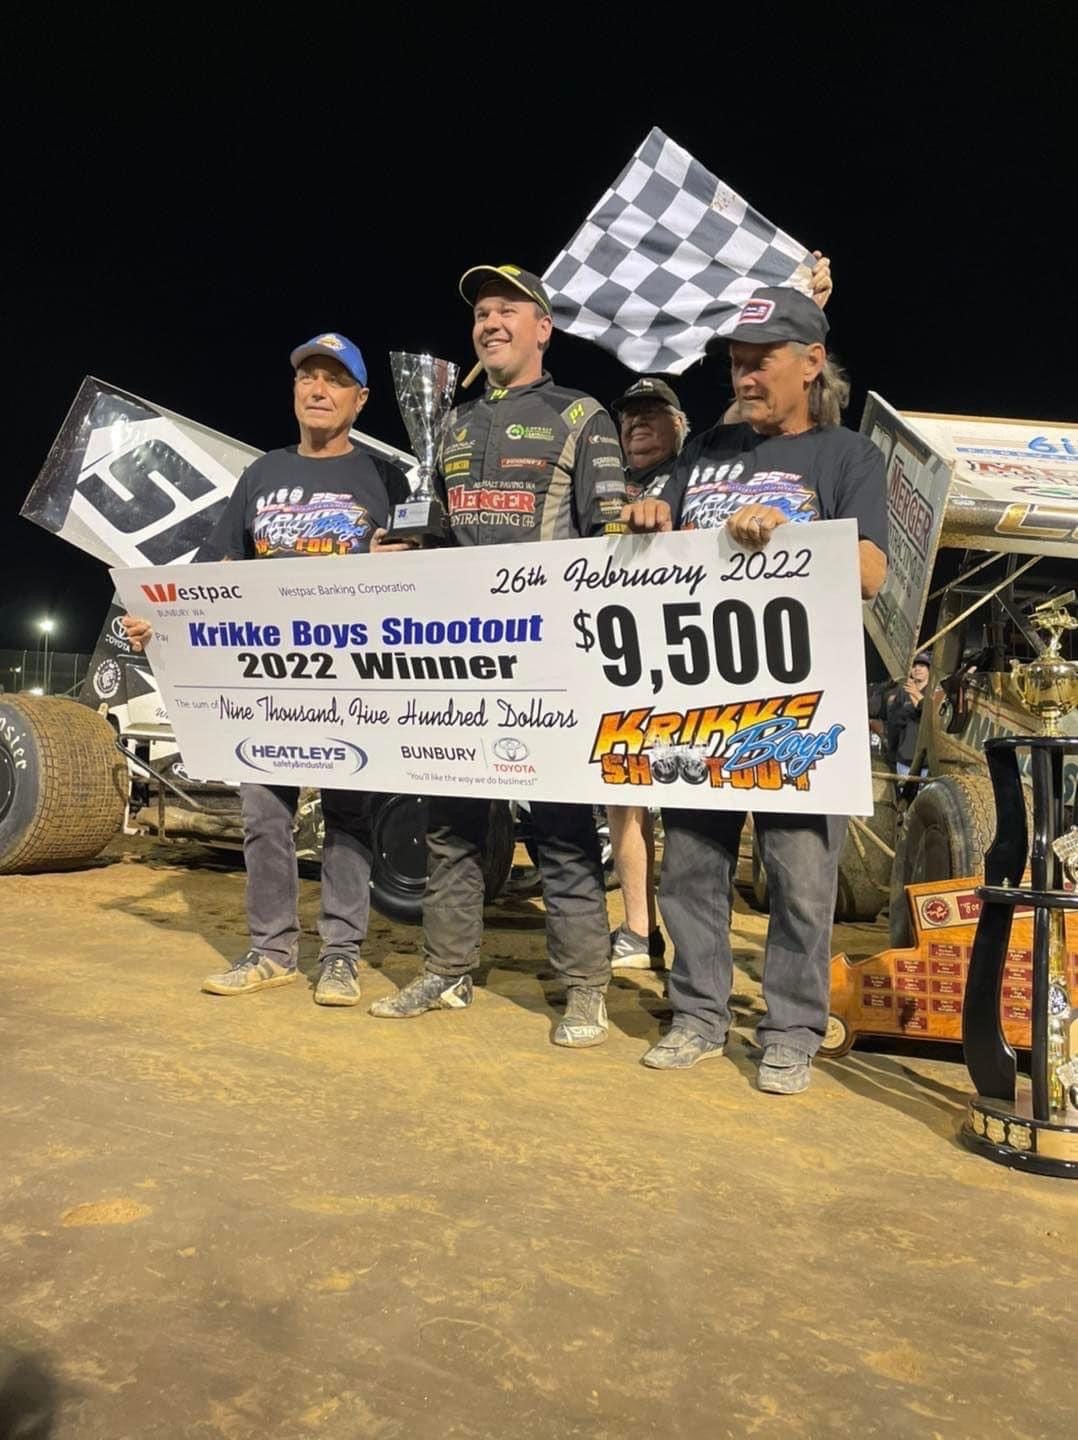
[422,373,627,989]
[434,373,627,543]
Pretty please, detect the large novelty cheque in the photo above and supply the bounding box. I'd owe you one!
[112,522,873,815]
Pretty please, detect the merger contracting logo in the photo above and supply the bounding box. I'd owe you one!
[235,737,368,776]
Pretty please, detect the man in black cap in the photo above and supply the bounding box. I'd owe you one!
[623,286,888,1092]
[601,376,692,968]
[370,264,626,1048]
[124,334,409,1007]
[613,376,690,505]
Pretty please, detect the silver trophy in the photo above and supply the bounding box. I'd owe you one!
[384,352,459,544]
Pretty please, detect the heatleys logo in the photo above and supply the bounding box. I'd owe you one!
[316,333,344,350]
[140,583,243,605]
[234,737,368,775]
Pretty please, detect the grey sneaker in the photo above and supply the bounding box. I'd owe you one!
[369,971,473,1019]
[553,987,609,1048]
[314,952,361,1007]
[201,948,298,996]
[642,1025,725,1070]
[757,1043,812,1094]
[610,924,666,970]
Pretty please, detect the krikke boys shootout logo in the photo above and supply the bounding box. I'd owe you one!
[590,691,842,792]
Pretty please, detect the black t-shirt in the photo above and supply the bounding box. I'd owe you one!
[202,447,409,561]
[667,422,888,549]
[625,455,678,503]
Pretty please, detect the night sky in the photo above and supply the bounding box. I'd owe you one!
[4,16,1072,655]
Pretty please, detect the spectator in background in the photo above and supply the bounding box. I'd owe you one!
[869,652,931,774]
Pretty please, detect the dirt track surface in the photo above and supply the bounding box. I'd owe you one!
[1,836,1075,1439]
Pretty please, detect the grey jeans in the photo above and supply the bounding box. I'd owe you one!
[659,808,846,1055]
[422,796,611,989]
[240,784,373,963]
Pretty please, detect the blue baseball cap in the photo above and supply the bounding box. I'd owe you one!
[289,332,368,387]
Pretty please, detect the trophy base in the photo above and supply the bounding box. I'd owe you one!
[960,1094,1078,1179]
[383,497,448,546]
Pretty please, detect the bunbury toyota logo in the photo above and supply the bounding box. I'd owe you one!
[235,737,368,775]
[493,736,529,762]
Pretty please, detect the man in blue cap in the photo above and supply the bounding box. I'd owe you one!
[123,333,408,1005]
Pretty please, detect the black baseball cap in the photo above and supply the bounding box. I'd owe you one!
[459,264,552,316]
[706,286,829,354]
[610,376,682,417]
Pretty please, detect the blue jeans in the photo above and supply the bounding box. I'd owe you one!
[659,808,846,1055]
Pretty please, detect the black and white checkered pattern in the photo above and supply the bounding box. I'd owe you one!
[543,129,814,375]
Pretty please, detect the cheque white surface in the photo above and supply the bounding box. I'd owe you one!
[112,521,872,815]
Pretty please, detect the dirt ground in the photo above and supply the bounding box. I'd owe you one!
[1,836,1075,1440]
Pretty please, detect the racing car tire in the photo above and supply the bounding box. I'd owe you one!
[0,695,126,873]
[749,756,896,923]
[888,773,998,949]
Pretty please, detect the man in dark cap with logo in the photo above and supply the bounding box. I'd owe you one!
[613,376,690,506]
[604,258,834,971]
[623,287,888,1092]
[123,333,408,1006]
[370,264,626,1048]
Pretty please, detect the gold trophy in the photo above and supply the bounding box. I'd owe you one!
[1011,593,1078,1121]
[1010,591,1078,737]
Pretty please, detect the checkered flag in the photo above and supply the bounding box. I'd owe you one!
[543,128,815,375]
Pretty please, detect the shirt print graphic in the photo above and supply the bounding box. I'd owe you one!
[251,489,373,556]
[681,461,820,532]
